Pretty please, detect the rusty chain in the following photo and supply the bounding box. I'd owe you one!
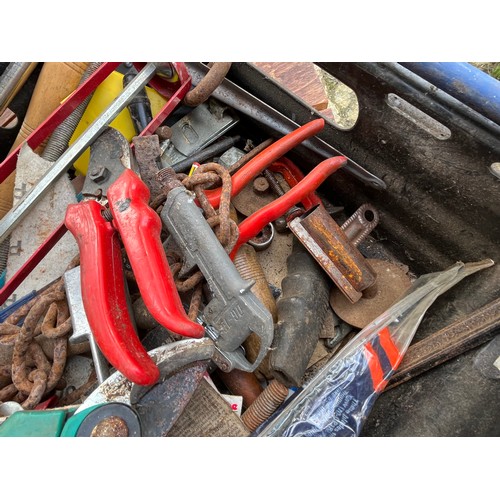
[0,255,92,409]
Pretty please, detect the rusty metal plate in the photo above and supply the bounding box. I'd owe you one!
[330,258,411,329]
[231,177,276,216]
[289,204,377,303]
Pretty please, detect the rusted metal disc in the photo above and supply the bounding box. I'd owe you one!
[330,259,411,329]
[232,179,276,216]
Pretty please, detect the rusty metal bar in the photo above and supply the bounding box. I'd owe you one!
[386,297,500,390]
[289,204,377,303]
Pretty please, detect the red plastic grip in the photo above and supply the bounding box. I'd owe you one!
[107,169,204,339]
[230,156,347,259]
[269,157,324,211]
[65,200,160,386]
[203,118,326,209]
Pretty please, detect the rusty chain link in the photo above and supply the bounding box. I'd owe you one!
[0,255,92,409]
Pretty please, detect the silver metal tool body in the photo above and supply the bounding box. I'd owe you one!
[64,266,110,384]
[161,186,274,371]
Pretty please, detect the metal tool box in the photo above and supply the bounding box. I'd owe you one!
[0,62,498,437]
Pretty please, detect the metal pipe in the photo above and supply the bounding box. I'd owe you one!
[171,135,240,173]
[400,62,500,126]
[0,63,37,115]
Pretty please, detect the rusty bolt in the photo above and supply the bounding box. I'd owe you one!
[253,176,270,194]
[156,125,173,141]
[241,379,290,432]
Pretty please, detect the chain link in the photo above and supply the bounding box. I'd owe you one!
[0,255,89,409]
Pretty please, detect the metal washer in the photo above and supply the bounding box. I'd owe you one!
[76,402,142,437]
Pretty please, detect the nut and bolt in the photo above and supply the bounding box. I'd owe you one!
[88,165,109,184]
[253,176,270,194]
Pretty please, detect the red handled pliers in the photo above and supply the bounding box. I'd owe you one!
[193,117,347,258]
[65,128,204,386]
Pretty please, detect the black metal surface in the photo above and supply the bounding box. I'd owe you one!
[228,62,500,437]
[473,334,500,380]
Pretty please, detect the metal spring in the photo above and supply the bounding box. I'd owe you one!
[241,379,289,432]
[42,62,102,162]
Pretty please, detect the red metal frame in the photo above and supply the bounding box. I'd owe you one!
[0,62,192,306]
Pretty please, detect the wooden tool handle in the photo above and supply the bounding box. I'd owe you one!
[0,62,88,219]
[11,62,88,154]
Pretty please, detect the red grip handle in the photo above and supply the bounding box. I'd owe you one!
[107,169,204,339]
[269,157,324,211]
[230,156,347,259]
[203,118,326,209]
[65,200,160,386]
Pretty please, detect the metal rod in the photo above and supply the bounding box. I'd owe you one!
[386,297,500,390]
[171,135,241,173]
[0,63,158,246]
[0,62,37,114]
[185,62,386,191]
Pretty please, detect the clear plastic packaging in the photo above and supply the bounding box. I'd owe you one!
[256,259,494,437]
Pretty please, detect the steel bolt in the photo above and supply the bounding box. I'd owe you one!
[262,169,285,196]
[253,176,270,194]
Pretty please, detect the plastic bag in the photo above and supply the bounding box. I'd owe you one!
[256,259,494,437]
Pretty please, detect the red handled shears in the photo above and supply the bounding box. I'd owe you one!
[193,118,347,258]
[65,128,204,386]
